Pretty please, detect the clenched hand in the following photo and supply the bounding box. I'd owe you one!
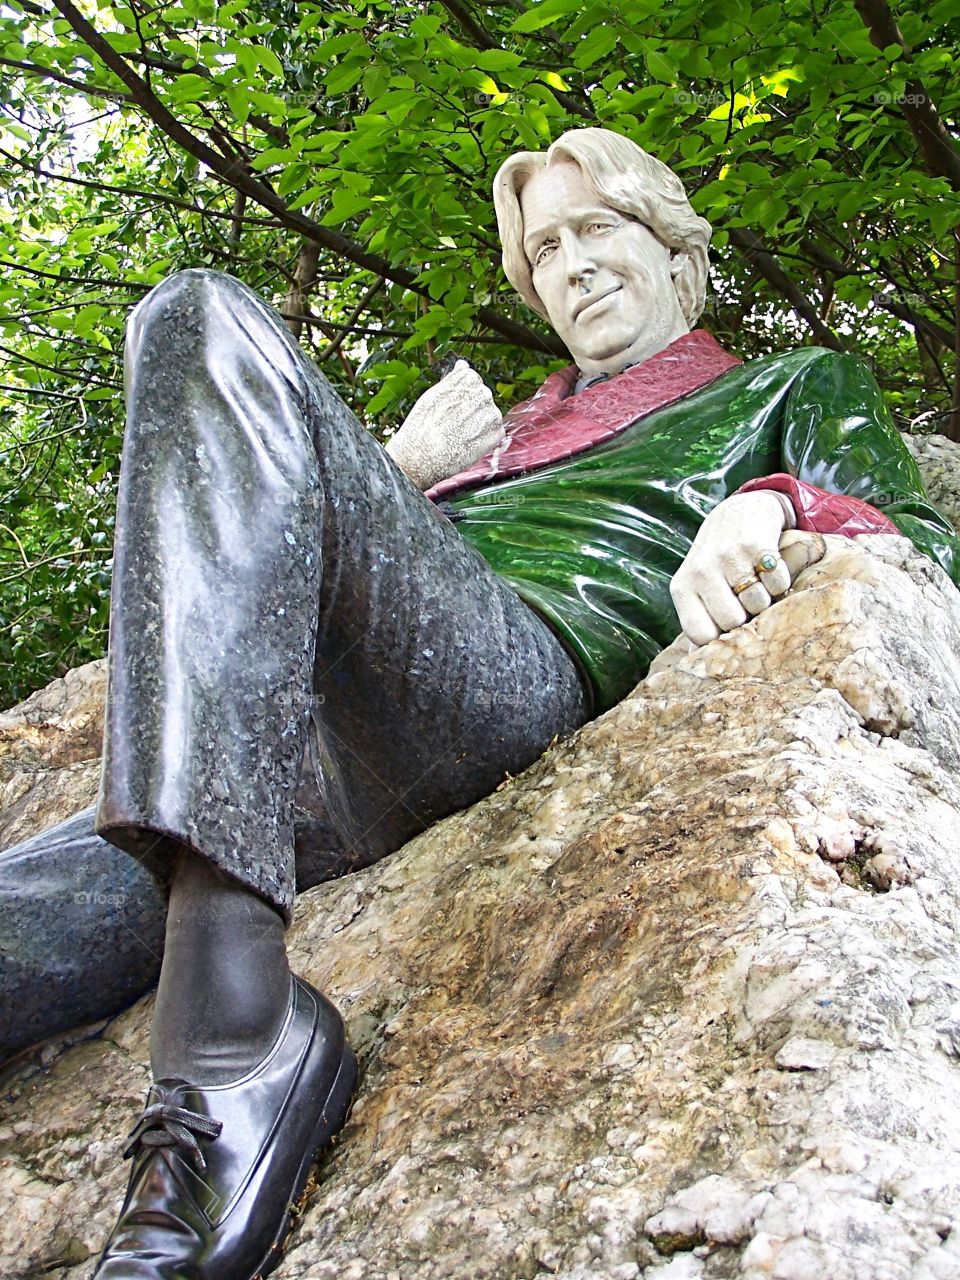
[384,359,505,491]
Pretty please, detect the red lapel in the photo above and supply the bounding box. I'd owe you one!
[425,329,741,502]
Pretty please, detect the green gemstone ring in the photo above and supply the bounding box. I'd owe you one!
[757,552,780,574]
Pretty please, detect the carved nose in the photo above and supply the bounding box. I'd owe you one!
[570,265,596,294]
[560,229,597,289]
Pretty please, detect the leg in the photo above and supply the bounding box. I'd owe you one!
[0,794,352,1070]
[92,271,354,1280]
[96,268,326,918]
[0,807,164,1063]
[100,264,586,1068]
[91,269,587,1280]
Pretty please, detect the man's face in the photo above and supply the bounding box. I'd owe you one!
[519,159,688,376]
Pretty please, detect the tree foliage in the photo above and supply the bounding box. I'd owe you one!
[1,0,958,704]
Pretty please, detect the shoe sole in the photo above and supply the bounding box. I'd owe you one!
[251,1041,359,1280]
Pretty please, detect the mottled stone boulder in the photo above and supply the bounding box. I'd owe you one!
[3,535,960,1280]
[0,659,106,850]
[904,431,960,532]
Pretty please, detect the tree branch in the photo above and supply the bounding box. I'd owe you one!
[49,0,563,356]
[0,382,82,400]
[283,237,321,340]
[727,227,845,349]
[0,54,131,102]
[120,40,289,144]
[853,0,960,192]
[228,189,247,248]
[798,235,958,350]
[0,546,99,588]
[951,230,960,441]
[0,256,148,291]
[0,341,121,388]
[320,278,385,362]
[0,146,283,227]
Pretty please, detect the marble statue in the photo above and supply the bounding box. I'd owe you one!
[1,127,957,1280]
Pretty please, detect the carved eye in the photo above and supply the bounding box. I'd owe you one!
[534,240,558,266]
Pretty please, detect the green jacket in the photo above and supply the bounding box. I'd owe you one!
[447,348,958,714]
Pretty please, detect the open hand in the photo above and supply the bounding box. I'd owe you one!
[384,360,505,491]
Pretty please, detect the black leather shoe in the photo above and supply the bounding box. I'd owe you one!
[94,975,357,1279]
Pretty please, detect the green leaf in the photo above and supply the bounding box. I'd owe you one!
[572,26,620,68]
[509,0,579,34]
[225,86,251,121]
[324,60,366,94]
[475,49,524,72]
[322,189,372,223]
[257,45,285,78]
[644,50,676,83]
[167,74,213,103]
[0,0,955,705]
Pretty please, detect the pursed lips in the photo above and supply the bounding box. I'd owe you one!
[572,284,621,321]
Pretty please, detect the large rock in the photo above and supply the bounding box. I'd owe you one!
[903,431,960,532]
[0,659,106,849]
[3,535,960,1280]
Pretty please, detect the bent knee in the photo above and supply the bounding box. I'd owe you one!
[125,269,297,383]
[132,268,252,328]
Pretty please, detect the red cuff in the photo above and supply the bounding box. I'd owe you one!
[736,473,899,537]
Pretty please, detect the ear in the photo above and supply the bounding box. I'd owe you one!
[669,249,688,278]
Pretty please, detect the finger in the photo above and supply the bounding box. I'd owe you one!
[462,408,504,444]
[470,392,499,418]
[675,592,721,647]
[699,577,749,634]
[779,531,827,580]
[461,398,500,422]
[447,361,485,389]
[736,581,772,616]
[757,558,791,597]
[449,375,497,414]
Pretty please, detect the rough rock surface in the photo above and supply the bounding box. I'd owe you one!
[0,660,106,851]
[903,431,960,531]
[3,535,960,1279]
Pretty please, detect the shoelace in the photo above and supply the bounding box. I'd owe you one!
[123,1101,224,1172]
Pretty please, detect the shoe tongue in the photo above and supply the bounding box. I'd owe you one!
[150,1076,196,1102]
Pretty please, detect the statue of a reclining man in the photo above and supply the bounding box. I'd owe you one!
[1,127,957,1280]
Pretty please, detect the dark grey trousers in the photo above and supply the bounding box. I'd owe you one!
[0,269,589,1058]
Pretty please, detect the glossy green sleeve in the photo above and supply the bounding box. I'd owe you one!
[780,351,960,586]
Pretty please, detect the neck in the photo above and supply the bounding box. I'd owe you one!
[576,316,690,380]
[577,318,690,381]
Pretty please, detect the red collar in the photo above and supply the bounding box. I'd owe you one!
[426,329,741,502]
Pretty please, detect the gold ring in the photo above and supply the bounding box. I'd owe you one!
[756,552,781,575]
[732,577,759,596]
